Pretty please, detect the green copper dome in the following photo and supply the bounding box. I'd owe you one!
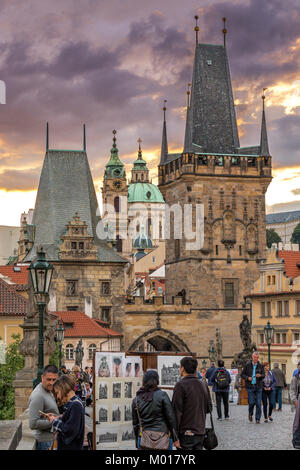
[133,231,153,250]
[128,182,164,203]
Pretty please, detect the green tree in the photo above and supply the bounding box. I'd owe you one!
[266,228,282,248]
[291,223,300,246]
[48,340,64,369]
[0,334,24,420]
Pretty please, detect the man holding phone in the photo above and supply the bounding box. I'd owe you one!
[241,352,265,424]
[29,365,59,450]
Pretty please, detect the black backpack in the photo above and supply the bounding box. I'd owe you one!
[215,369,230,389]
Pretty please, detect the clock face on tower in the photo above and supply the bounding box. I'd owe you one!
[113,179,123,190]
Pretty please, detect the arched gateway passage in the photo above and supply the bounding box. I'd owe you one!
[128,328,191,353]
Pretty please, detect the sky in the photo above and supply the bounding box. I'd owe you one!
[1,0,300,225]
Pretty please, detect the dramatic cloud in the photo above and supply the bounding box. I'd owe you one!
[1,0,300,224]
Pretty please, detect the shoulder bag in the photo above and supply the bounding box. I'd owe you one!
[135,398,170,450]
[203,412,218,450]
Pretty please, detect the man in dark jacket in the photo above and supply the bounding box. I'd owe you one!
[172,356,212,450]
[271,363,287,411]
[241,351,265,424]
[211,360,231,420]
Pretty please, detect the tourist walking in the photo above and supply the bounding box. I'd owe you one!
[211,360,231,420]
[262,362,276,423]
[271,363,287,411]
[206,362,217,405]
[132,370,179,450]
[241,351,265,424]
[46,375,85,450]
[29,365,59,450]
[71,365,84,399]
[290,364,300,411]
[172,356,212,450]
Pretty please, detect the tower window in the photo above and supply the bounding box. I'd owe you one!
[239,245,242,256]
[116,235,122,253]
[79,242,84,250]
[67,280,78,296]
[216,245,219,256]
[101,281,111,295]
[114,196,120,213]
[175,239,180,260]
[101,307,111,323]
[71,242,77,250]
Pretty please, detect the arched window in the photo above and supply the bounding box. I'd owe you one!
[114,196,120,213]
[147,218,152,236]
[116,235,122,253]
[65,344,74,360]
[89,343,97,360]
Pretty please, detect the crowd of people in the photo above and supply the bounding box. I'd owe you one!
[28,353,300,450]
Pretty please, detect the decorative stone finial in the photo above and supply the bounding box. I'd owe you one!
[222,17,227,47]
[194,15,199,45]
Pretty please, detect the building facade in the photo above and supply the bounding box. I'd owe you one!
[266,210,300,245]
[249,248,300,381]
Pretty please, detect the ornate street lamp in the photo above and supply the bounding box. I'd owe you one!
[56,320,65,373]
[28,247,54,388]
[202,359,207,369]
[264,321,274,365]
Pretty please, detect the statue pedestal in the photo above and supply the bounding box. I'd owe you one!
[239,379,249,405]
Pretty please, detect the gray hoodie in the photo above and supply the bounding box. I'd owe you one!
[29,383,59,443]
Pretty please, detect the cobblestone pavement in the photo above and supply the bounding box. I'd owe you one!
[210,404,295,450]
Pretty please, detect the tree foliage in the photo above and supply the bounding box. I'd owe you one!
[49,340,64,369]
[266,228,282,248]
[291,223,300,245]
[0,334,24,420]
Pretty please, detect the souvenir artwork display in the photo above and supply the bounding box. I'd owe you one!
[94,352,143,449]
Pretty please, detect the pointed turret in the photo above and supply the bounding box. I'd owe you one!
[183,84,193,153]
[260,90,270,156]
[160,101,169,164]
[183,19,240,154]
[104,130,125,179]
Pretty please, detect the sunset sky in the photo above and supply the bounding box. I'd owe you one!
[1,0,300,226]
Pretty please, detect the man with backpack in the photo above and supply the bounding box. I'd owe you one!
[211,360,231,420]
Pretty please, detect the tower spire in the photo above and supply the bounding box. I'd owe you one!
[222,17,227,48]
[260,88,270,156]
[194,15,199,45]
[83,124,86,151]
[160,100,169,164]
[187,83,192,108]
[46,122,49,151]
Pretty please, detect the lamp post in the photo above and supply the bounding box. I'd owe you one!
[264,321,274,365]
[28,247,54,388]
[56,320,65,373]
[202,359,207,369]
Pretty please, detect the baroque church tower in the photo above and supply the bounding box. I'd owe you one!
[102,130,131,258]
[158,20,272,356]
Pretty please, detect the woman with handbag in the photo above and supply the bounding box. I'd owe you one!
[132,370,180,450]
[46,375,85,450]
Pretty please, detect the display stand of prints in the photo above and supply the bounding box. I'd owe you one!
[157,355,186,401]
[228,369,239,404]
[93,352,143,450]
[0,341,6,364]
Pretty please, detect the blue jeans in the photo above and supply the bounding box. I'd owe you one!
[262,389,275,418]
[275,386,283,409]
[247,388,262,421]
[36,440,52,450]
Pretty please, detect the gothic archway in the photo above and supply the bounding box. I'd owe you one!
[128,328,191,353]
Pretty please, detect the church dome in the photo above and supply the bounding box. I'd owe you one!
[128,182,164,204]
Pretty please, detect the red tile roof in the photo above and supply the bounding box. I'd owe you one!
[0,278,27,316]
[0,265,29,289]
[52,311,122,338]
[277,251,300,279]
